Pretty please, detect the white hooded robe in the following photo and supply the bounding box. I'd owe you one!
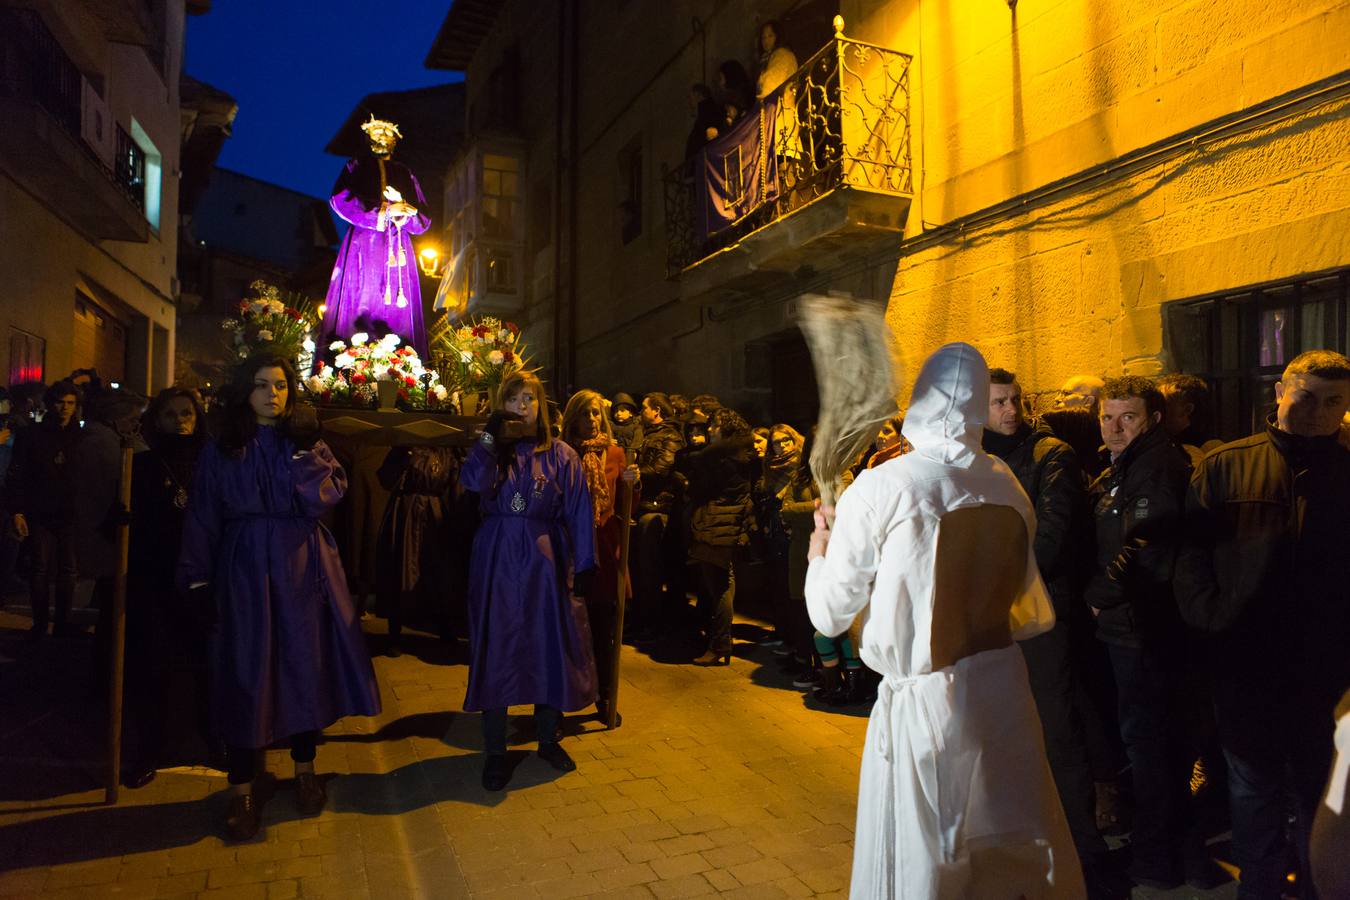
[806,342,1084,899]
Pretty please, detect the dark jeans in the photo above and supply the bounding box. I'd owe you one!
[630,512,668,632]
[1021,622,1106,863]
[1217,688,1333,900]
[1105,640,1194,879]
[693,560,735,652]
[28,522,77,633]
[482,705,561,755]
[226,731,319,785]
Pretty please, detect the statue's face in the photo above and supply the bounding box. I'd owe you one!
[366,125,398,157]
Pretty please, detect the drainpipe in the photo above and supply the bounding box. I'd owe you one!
[551,1,565,388]
[565,0,580,393]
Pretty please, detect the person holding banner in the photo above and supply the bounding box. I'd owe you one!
[461,372,599,791]
[561,390,639,723]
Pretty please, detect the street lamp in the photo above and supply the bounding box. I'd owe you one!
[418,245,446,278]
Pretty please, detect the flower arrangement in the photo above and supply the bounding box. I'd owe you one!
[430,315,535,399]
[305,332,451,410]
[222,281,318,363]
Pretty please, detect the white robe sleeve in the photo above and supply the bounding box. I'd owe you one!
[805,479,881,638]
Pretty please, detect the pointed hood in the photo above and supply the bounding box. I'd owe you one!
[901,342,989,468]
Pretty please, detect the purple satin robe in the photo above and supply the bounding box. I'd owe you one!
[320,156,431,357]
[460,438,598,713]
[177,427,381,748]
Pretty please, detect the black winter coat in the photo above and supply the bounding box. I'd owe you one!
[635,420,685,515]
[3,418,84,527]
[680,433,755,565]
[1175,422,1350,716]
[983,421,1089,619]
[1084,425,1191,647]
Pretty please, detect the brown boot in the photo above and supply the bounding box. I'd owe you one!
[295,772,327,816]
[224,793,262,841]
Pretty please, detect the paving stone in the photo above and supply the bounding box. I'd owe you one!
[593,861,659,890]
[650,852,711,880]
[650,873,717,899]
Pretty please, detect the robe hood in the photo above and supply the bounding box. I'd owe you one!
[901,342,989,468]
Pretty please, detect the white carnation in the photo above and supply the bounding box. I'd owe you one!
[350,332,369,345]
[257,329,274,342]
[329,340,346,351]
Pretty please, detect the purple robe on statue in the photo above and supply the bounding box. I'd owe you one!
[177,427,381,748]
[320,155,431,357]
[460,438,598,713]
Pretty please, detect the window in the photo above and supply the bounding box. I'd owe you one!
[481,153,519,241]
[1163,270,1350,440]
[8,328,45,384]
[115,119,163,229]
[620,136,643,244]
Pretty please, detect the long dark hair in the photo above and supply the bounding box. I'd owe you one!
[218,351,299,455]
[495,370,554,452]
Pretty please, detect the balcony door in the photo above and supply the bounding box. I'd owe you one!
[72,292,127,384]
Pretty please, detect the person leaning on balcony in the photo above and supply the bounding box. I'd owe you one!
[685,83,723,162]
[755,20,800,160]
[1176,349,1350,900]
[716,60,753,128]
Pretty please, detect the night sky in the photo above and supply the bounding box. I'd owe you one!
[186,2,462,200]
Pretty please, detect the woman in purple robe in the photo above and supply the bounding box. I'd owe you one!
[319,117,431,357]
[177,351,381,841]
[460,371,598,792]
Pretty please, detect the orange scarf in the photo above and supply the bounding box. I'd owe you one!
[579,435,612,526]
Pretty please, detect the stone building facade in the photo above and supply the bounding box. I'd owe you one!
[429,0,1350,437]
[0,0,206,394]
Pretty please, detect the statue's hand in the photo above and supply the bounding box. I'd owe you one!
[382,185,405,203]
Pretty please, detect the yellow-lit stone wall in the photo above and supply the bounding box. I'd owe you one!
[842,0,1350,400]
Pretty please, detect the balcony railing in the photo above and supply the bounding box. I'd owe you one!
[0,6,142,210]
[664,19,913,276]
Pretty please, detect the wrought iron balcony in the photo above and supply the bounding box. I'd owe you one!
[663,18,912,280]
[0,7,149,242]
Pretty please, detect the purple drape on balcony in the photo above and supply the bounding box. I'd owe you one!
[696,97,780,245]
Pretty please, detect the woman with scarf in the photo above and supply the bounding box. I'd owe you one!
[178,352,380,841]
[561,390,639,721]
[461,371,598,791]
[123,388,211,787]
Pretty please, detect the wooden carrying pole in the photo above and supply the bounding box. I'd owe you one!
[105,442,134,805]
[605,480,635,729]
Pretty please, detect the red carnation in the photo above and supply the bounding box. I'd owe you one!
[507,322,519,335]
[504,349,514,363]
[404,376,416,386]
[397,388,409,401]
[352,372,366,384]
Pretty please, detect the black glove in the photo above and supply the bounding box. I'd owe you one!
[99,502,132,540]
[571,568,597,599]
[288,402,322,451]
[483,410,523,450]
[183,583,218,631]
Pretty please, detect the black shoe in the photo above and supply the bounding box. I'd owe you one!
[692,648,731,666]
[1129,868,1182,891]
[1184,860,1228,890]
[224,793,262,841]
[792,668,822,689]
[481,754,511,791]
[122,767,157,790]
[385,644,402,658]
[827,668,870,706]
[537,741,576,773]
[294,771,327,816]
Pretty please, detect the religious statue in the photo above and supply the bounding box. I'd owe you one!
[319,116,430,359]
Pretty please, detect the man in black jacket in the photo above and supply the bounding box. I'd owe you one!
[982,369,1110,888]
[1086,376,1195,890]
[1177,350,1350,900]
[629,393,686,642]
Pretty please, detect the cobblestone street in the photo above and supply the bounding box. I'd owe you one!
[0,607,1241,899]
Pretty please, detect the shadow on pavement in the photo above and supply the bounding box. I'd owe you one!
[0,751,528,870]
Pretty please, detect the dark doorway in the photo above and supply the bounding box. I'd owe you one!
[768,328,819,432]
